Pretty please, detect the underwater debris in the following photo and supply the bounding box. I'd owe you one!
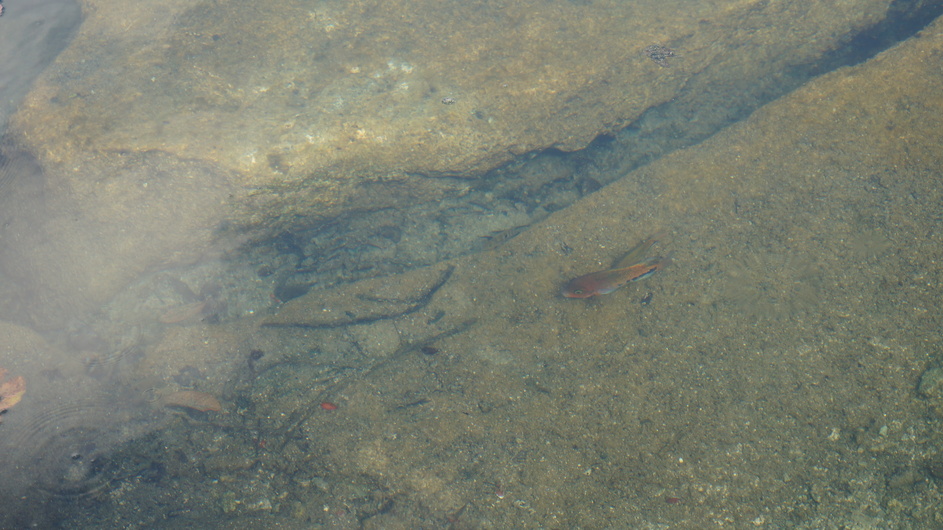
[643,44,677,67]
[0,368,25,421]
[163,390,222,413]
[247,349,265,371]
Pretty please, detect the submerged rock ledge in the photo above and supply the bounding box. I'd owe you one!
[0,0,923,326]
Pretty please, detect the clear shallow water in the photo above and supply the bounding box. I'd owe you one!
[0,0,81,135]
[1,1,942,527]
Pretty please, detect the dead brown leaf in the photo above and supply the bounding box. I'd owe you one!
[0,368,26,420]
[162,390,222,413]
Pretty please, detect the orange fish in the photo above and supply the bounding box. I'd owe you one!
[562,233,670,298]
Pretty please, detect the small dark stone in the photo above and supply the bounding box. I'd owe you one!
[578,176,602,196]
[274,282,311,302]
[420,346,439,356]
[248,349,264,371]
[233,394,255,412]
[376,225,402,243]
[376,497,394,515]
[140,461,167,484]
[643,44,677,67]
[927,460,943,481]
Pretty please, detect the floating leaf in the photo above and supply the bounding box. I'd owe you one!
[0,368,26,419]
[163,390,222,413]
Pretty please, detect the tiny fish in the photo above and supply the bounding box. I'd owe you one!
[479,225,529,251]
[562,233,670,298]
[562,257,670,298]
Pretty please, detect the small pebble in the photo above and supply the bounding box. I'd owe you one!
[643,44,677,67]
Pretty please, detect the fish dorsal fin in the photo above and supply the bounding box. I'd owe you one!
[613,231,666,268]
